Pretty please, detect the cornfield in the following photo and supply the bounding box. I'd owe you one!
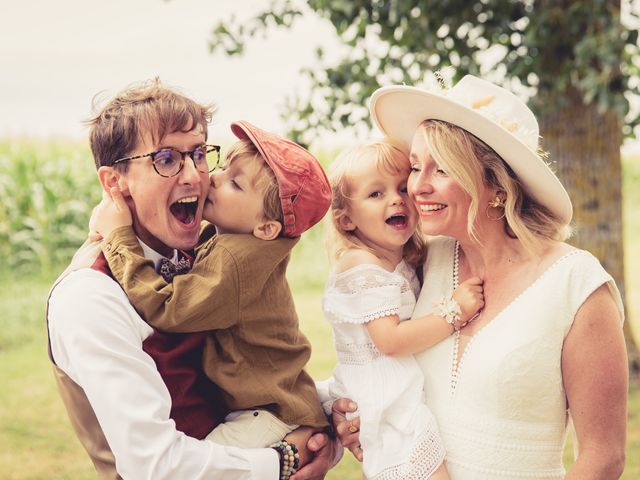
[0,140,332,283]
[0,141,101,278]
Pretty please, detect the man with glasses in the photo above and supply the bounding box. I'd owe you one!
[46,79,338,479]
[112,143,221,178]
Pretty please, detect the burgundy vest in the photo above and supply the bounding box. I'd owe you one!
[70,253,224,439]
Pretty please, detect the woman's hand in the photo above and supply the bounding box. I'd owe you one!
[331,398,363,462]
[88,186,132,241]
[453,276,484,324]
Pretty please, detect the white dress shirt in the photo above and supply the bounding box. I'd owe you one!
[48,240,279,479]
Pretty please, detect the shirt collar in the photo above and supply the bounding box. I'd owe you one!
[137,238,180,269]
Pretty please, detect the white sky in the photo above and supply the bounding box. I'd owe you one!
[0,0,342,146]
[1,0,639,152]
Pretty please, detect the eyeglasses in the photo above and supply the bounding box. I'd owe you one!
[113,144,221,178]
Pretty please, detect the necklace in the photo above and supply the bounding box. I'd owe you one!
[450,242,461,393]
[450,240,476,395]
[452,240,460,289]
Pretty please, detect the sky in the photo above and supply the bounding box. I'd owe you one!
[0,0,341,145]
[1,0,639,152]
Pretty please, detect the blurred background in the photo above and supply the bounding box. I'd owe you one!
[1,0,638,478]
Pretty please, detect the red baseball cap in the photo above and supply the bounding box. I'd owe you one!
[230,120,331,238]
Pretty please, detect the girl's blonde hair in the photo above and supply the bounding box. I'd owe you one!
[327,139,426,267]
[419,120,571,255]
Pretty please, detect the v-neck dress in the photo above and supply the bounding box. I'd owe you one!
[323,260,446,480]
[413,236,624,479]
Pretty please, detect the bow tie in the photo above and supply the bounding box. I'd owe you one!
[157,255,191,282]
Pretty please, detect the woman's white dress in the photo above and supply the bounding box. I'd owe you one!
[413,236,624,479]
[323,260,445,480]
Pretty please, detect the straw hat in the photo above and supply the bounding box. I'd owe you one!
[369,75,572,224]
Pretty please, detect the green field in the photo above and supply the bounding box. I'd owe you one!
[0,146,638,478]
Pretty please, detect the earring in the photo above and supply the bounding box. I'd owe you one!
[486,193,506,221]
[488,195,505,209]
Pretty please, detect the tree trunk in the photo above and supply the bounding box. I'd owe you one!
[538,87,639,375]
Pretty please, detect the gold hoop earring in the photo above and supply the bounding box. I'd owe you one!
[486,194,506,221]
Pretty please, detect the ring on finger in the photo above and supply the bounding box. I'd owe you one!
[348,422,358,433]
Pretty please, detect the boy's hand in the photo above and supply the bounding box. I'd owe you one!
[453,276,484,324]
[89,186,132,240]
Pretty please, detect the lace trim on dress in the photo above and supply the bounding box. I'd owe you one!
[324,306,401,325]
[335,342,382,365]
[323,263,413,324]
[331,263,411,294]
[370,425,446,480]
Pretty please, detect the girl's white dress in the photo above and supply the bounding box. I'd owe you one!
[413,236,625,479]
[323,260,445,480]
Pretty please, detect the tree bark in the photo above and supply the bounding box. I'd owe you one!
[538,87,639,375]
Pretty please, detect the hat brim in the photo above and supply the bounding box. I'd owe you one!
[370,86,572,225]
[230,120,283,190]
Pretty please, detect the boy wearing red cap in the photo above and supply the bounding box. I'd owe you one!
[91,121,331,468]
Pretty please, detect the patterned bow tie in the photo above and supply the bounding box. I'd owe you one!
[157,255,191,282]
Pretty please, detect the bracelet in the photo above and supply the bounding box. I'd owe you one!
[434,295,462,333]
[271,440,300,480]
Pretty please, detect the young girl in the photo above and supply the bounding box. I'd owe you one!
[323,140,484,480]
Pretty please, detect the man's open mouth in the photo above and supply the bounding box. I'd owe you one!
[170,196,198,225]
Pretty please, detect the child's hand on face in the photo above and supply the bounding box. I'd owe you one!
[88,186,132,241]
[453,276,484,326]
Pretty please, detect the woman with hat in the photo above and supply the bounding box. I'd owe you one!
[333,75,628,479]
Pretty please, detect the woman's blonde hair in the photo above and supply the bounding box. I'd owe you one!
[418,120,571,255]
[326,139,426,267]
[224,140,284,227]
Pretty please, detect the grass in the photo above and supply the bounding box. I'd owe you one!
[1,155,639,478]
[0,277,97,479]
[1,277,638,479]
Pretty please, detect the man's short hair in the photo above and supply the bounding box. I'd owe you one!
[86,78,214,171]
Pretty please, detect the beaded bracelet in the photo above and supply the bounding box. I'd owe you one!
[271,440,300,480]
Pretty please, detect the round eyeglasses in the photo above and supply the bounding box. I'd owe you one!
[112,144,221,177]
